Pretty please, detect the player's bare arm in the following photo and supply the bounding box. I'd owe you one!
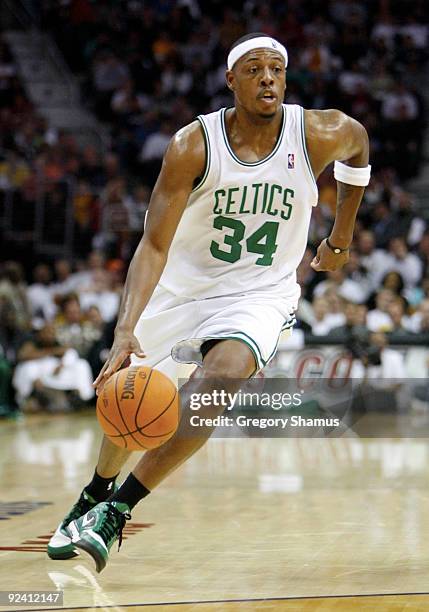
[305,109,370,272]
[93,122,206,391]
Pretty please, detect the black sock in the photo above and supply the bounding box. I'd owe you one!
[85,470,119,502]
[107,473,150,510]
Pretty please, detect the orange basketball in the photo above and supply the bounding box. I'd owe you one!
[96,366,179,451]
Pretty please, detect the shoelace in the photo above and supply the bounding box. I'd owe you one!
[62,493,94,528]
[98,504,131,551]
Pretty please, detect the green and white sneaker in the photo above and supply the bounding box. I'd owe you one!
[65,501,131,573]
[47,486,117,560]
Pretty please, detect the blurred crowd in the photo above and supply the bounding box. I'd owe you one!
[0,251,122,414]
[0,0,428,414]
[41,0,427,182]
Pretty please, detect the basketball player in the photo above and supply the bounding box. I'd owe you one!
[48,33,370,572]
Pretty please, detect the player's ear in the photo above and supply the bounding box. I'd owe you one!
[226,70,235,92]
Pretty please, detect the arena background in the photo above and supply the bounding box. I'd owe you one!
[1,2,429,611]
[0,0,427,416]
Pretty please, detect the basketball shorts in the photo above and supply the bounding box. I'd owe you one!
[130,285,296,378]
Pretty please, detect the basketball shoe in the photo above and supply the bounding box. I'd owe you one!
[65,501,131,573]
[47,486,117,560]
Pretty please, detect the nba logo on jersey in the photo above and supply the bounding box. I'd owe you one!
[288,153,295,169]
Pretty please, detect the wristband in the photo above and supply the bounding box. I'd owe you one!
[334,160,371,187]
[326,237,349,254]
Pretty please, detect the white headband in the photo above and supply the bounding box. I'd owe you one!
[227,36,288,71]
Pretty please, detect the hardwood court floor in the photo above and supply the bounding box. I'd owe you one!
[1,412,429,611]
[56,595,429,611]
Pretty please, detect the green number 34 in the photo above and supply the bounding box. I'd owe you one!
[210,216,278,266]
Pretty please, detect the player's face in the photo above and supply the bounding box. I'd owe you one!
[226,49,286,119]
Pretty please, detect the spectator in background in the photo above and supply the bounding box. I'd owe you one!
[357,230,392,291]
[399,15,427,50]
[368,59,394,102]
[86,305,105,334]
[407,275,429,310]
[371,12,395,49]
[124,184,150,232]
[0,299,27,365]
[27,263,56,324]
[152,31,177,64]
[111,79,148,125]
[92,51,130,120]
[160,55,193,98]
[391,190,426,248]
[381,82,419,123]
[386,297,411,333]
[99,177,131,259]
[13,322,94,412]
[342,249,372,303]
[310,296,346,336]
[350,332,407,412]
[313,267,366,304]
[106,258,125,295]
[54,293,101,359]
[367,288,394,332]
[0,262,30,331]
[79,270,120,323]
[139,116,174,185]
[300,41,337,75]
[386,237,422,295]
[408,299,429,335]
[381,271,405,297]
[70,250,106,293]
[329,300,369,343]
[338,61,368,97]
[372,201,397,249]
[324,288,347,327]
[51,259,76,296]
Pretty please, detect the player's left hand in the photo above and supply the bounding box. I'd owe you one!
[310,238,349,272]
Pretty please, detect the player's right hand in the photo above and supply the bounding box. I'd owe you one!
[93,331,146,395]
[310,238,349,272]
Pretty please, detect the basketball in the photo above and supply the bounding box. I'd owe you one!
[96,366,179,451]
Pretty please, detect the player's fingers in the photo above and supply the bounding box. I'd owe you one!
[102,352,128,380]
[131,337,146,359]
[95,380,106,396]
[132,346,146,358]
[93,352,126,387]
[310,257,320,270]
[312,260,329,272]
[93,361,110,387]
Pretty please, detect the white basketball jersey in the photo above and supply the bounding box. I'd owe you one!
[158,104,318,305]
